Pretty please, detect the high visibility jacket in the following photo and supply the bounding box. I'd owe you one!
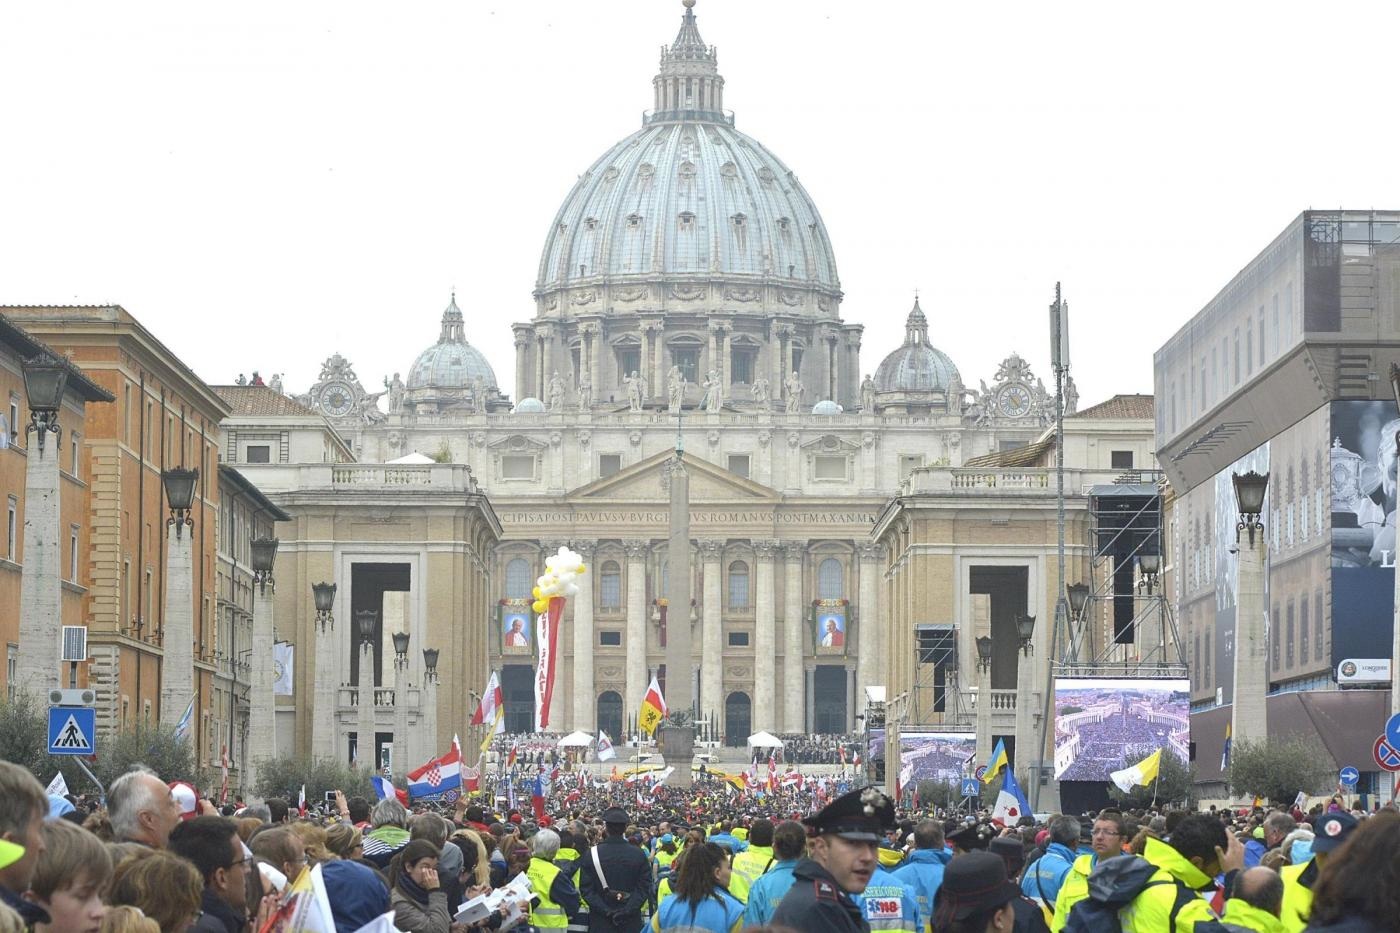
[654,847,679,878]
[856,865,921,933]
[729,845,774,903]
[526,857,571,929]
[1118,838,1220,933]
[1049,853,1095,933]
[1279,859,1316,933]
[1220,897,1286,933]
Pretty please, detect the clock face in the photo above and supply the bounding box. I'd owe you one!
[997,384,1032,418]
[320,381,356,418]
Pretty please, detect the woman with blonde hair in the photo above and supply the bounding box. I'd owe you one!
[97,906,159,933]
[108,849,203,933]
[325,821,365,861]
[289,821,336,865]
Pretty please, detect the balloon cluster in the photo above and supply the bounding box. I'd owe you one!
[532,546,587,613]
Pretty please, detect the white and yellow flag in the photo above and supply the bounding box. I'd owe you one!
[1110,749,1163,793]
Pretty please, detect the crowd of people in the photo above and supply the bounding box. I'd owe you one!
[758,734,861,765]
[0,753,1395,933]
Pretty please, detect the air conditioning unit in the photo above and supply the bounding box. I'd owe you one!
[61,626,88,663]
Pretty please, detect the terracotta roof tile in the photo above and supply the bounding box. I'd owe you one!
[213,385,317,417]
[1072,394,1155,420]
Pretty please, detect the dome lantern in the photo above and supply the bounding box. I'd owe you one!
[649,0,727,125]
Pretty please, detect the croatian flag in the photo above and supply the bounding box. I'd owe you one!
[406,743,463,799]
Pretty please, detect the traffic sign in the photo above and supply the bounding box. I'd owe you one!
[48,706,95,756]
[960,778,980,798]
[1373,735,1400,773]
[974,765,987,781]
[1387,713,1400,751]
[1339,766,1360,787]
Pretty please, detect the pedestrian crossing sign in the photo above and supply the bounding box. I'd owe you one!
[48,707,96,756]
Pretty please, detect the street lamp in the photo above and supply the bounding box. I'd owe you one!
[250,537,278,595]
[21,352,68,453]
[313,582,336,632]
[1065,583,1090,622]
[162,467,200,538]
[1016,614,1036,654]
[392,631,411,668]
[355,610,378,649]
[975,635,993,672]
[1232,471,1270,546]
[422,648,440,683]
[1138,554,1161,595]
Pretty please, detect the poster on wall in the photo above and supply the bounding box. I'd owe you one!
[813,600,848,653]
[898,733,976,784]
[500,601,532,651]
[1052,678,1190,781]
[1329,400,1397,682]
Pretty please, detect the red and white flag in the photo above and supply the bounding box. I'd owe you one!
[219,745,230,805]
[471,671,506,752]
[297,784,307,816]
[766,756,777,792]
[534,599,563,730]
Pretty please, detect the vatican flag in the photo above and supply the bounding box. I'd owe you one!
[1110,749,1163,793]
[981,738,1009,785]
[638,676,667,737]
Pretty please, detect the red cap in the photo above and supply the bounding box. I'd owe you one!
[169,781,199,821]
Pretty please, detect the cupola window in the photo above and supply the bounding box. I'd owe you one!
[678,211,696,230]
[627,213,643,228]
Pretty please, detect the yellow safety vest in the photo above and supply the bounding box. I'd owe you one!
[526,857,569,929]
[1279,860,1313,933]
[729,845,774,904]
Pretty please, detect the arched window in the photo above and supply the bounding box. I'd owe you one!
[818,558,844,599]
[504,558,531,599]
[727,561,750,610]
[600,561,622,610]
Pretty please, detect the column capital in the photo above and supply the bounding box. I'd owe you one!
[539,538,571,554]
[622,538,651,559]
[856,542,887,562]
[751,539,782,560]
[697,539,726,561]
[570,540,598,559]
[780,541,805,562]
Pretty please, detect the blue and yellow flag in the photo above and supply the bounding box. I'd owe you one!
[982,738,1009,785]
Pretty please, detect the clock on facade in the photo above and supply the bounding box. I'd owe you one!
[997,383,1032,418]
[319,381,356,418]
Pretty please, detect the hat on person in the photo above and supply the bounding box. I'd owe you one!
[323,859,390,932]
[988,836,1026,874]
[947,820,995,851]
[0,840,23,872]
[801,787,895,843]
[932,850,1020,924]
[1312,812,1359,853]
[602,807,630,826]
[660,833,675,844]
[169,781,199,821]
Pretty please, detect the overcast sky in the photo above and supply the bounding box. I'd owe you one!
[3,1,1396,408]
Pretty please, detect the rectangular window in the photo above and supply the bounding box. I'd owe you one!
[1299,599,1310,665]
[246,444,271,464]
[726,454,750,479]
[1246,321,1254,375]
[898,455,923,480]
[615,347,640,382]
[730,348,756,385]
[7,397,17,447]
[671,347,700,384]
[1272,606,1281,671]
[69,525,79,582]
[813,455,847,481]
[727,631,750,647]
[5,645,15,701]
[791,349,804,375]
[1232,329,1240,384]
[599,454,622,478]
[500,454,536,480]
[599,631,622,647]
[6,497,15,560]
[122,558,131,630]
[1110,450,1134,469]
[69,434,80,477]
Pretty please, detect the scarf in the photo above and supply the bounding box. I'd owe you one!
[397,870,433,907]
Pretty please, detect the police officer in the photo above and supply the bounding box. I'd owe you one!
[771,786,897,933]
[578,808,652,933]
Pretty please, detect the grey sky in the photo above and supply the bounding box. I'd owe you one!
[3,0,1395,408]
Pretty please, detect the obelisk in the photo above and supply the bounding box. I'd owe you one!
[661,426,694,787]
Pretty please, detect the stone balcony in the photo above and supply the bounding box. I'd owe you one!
[900,466,1133,497]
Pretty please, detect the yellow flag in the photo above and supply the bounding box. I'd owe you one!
[638,675,667,736]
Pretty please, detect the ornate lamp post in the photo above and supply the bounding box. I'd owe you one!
[1137,554,1161,595]
[245,533,279,791]
[162,467,199,539]
[1014,615,1037,793]
[313,583,337,630]
[421,647,441,759]
[14,353,70,697]
[975,634,994,769]
[1065,582,1090,662]
[159,467,200,738]
[310,581,337,759]
[1231,470,1270,748]
[355,610,379,771]
[391,631,410,779]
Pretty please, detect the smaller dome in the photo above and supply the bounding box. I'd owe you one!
[812,400,843,415]
[873,297,960,393]
[406,294,499,391]
[513,397,546,414]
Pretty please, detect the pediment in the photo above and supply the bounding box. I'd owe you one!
[568,449,779,502]
[488,433,549,452]
[800,433,860,453]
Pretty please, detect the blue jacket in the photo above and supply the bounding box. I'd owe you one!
[1021,842,1076,908]
[742,858,800,927]
[856,865,922,933]
[892,848,951,925]
[652,887,745,932]
[708,832,748,853]
[1243,838,1267,868]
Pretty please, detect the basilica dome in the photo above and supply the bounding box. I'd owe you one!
[535,2,839,294]
[873,298,960,393]
[407,295,498,391]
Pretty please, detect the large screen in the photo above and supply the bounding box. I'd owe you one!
[1053,678,1189,781]
[899,732,976,784]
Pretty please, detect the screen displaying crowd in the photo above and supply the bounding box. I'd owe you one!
[1053,678,1190,781]
[899,733,976,784]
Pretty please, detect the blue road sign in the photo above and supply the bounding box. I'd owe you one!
[1387,713,1400,751]
[960,778,980,798]
[48,706,95,756]
[1340,766,1360,787]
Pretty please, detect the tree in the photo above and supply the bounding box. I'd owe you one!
[1227,736,1332,804]
[913,779,960,810]
[252,755,374,802]
[1106,751,1195,808]
[93,722,204,790]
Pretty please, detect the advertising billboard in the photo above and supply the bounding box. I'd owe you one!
[898,732,976,784]
[1053,678,1190,781]
[1329,400,1397,683]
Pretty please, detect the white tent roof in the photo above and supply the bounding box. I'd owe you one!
[557,731,593,747]
[746,731,785,748]
[387,452,435,464]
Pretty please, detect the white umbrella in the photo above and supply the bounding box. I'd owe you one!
[557,730,593,747]
[746,731,785,749]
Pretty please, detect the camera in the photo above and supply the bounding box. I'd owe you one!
[324,791,337,803]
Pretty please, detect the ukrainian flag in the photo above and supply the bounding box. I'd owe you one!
[982,738,1009,785]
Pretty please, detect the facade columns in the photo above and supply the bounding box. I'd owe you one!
[248,586,277,789]
[975,648,993,769]
[651,324,666,397]
[15,430,62,698]
[752,540,779,733]
[623,540,650,725]
[769,321,785,389]
[782,543,804,732]
[856,543,885,720]
[804,664,816,733]
[699,540,724,720]
[421,673,439,760]
[721,325,733,387]
[571,543,596,732]
[513,327,531,404]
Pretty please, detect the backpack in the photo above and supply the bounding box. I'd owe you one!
[1062,855,1198,933]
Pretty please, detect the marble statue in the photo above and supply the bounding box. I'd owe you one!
[269,373,284,395]
[547,371,566,412]
[1063,374,1079,416]
[859,373,876,412]
[784,370,804,413]
[701,369,723,412]
[946,372,964,415]
[751,376,771,407]
[577,372,593,410]
[625,371,645,412]
[384,372,405,413]
[471,375,486,412]
[667,365,686,413]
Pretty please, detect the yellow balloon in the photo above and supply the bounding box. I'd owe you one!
[533,600,548,613]
[532,586,542,598]
[577,564,587,575]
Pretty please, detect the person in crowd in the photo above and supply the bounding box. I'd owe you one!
[1020,815,1078,912]
[1301,810,1398,933]
[323,858,393,933]
[388,838,451,933]
[742,820,806,928]
[1282,811,1358,932]
[729,818,774,903]
[893,819,951,924]
[988,836,1049,933]
[652,833,680,894]
[579,807,652,933]
[772,787,893,932]
[931,850,1022,933]
[1115,813,1241,933]
[362,797,412,869]
[345,796,371,830]
[265,799,290,824]
[650,842,743,933]
[25,818,112,933]
[249,827,307,887]
[1050,809,1128,932]
[0,762,47,929]
[857,843,923,933]
[289,821,336,866]
[97,906,159,933]
[1219,866,1286,933]
[168,816,251,933]
[707,822,747,855]
[108,769,181,850]
[1245,812,1298,869]
[324,821,364,861]
[108,849,205,933]
[526,828,581,930]
[410,812,463,913]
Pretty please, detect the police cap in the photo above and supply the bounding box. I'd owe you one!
[601,807,630,826]
[801,786,895,842]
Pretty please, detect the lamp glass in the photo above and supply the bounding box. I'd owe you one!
[355,610,378,641]
[1066,583,1090,616]
[1017,615,1036,641]
[391,631,410,656]
[162,467,200,511]
[422,648,440,672]
[21,354,68,412]
[975,635,993,662]
[312,582,337,613]
[1232,470,1269,517]
[1139,554,1161,576]
[249,537,279,573]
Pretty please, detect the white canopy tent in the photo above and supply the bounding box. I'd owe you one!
[746,731,785,749]
[556,731,593,748]
[387,452,435,464]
